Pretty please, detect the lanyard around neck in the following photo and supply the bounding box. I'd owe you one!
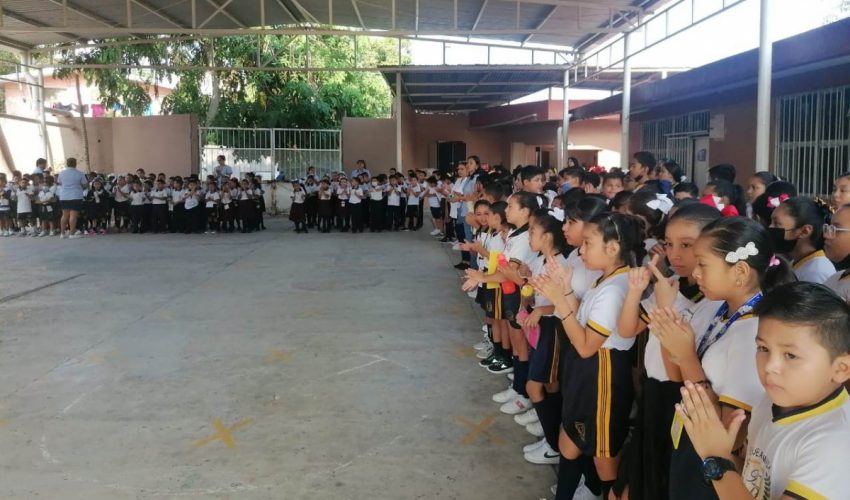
[696,292,762,360]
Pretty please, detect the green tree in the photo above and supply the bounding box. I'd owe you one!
[55,34,409,127]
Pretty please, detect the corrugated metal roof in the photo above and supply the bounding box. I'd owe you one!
[0,0,661,50]
[381,64,680,113]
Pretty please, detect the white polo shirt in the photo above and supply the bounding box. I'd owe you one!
[529,252,569,315]
[741,388,850,499]
[564,248,603,300]
[793,250,836,285]
[576,267,634,351]
[504,225,535,266]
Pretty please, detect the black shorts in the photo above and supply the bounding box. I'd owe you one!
[0,210,9,220]
[528,316,563,384]
[406,204,419,217]
[501,289,521,328]
[561,347,634,458]
[484,287,502,319]
[430,206,444,219]
[60,199,83,212]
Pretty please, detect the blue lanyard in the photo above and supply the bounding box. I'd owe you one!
[696,293,762,360]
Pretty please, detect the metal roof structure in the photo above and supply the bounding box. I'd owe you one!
[379,64,683,112]
[0,0,659,51]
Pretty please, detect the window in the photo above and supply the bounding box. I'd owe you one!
[775,85,850,197]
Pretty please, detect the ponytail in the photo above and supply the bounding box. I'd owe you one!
[589,212,646,267]
[531,208,570,255]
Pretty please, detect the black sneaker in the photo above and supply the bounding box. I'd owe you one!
[478,353,498,367]
[453,262,470,270]
[487,358,514,374]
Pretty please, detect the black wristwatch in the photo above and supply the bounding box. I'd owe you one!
[701,456,736,483]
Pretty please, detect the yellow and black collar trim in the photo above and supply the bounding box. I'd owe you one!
[508,224,529,239]
[772,387,848,425]
[679,277,704,303]
[793,249,826,270]
[593,266,629,288]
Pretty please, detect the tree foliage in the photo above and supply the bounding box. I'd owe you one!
[55,35,409,127]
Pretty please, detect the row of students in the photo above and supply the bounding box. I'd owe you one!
[448,167,850,500]
[0,172,267,236]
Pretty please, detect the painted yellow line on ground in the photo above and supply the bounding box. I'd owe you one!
[264,349,291,363]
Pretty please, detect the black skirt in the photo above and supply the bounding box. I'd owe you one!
[318,199,333,217]
[616,376,683,500]
[289,202,305,222]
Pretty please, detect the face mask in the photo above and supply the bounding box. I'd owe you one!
[659,179,673,194]
[768,227,797,255]
[560,183,571,193]
[832,252,850,271]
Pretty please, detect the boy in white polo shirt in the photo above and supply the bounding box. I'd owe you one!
[676,281,850,500]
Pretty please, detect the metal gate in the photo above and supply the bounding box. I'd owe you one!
[775,85,850,197]
[198,127,342,181]
[666,136,694,180]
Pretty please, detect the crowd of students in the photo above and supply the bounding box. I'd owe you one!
[437,154,850,500]
[0,162,267,237]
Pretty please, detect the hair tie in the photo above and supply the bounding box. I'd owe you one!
[767,194,789,208]
[548,207,565,222]
[646,193,673,214]
[769,254,780,267]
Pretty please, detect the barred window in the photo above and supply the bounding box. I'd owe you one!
[640,110,709,175]
[775,85,850,197]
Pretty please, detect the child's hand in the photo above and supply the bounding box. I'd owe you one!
[521,308,542,329]
[648,307,697,365]
[676,381,744,460]
[628,265,651,293]
[461,277,479,292]
[545,260,574,293]
[647,255,681,309]
[529,274,567,304]
[465,269,485,281]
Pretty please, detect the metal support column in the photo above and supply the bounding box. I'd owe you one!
[620,31,632,171]
[395,72,402,170]
[561,70,570,169]
[755,0,772,172]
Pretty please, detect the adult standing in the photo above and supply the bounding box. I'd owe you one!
[452,162,473,270]
[351,160,371,181]
[57,157,88,239]
[214,155,234,187]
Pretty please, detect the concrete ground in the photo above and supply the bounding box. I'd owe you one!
[0,218,554,500]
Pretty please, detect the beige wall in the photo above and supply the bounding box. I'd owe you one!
[341,117,397,176]
[0,114,197,178]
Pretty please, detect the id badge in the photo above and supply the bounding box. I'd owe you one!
[341,201,346,207]
[671,412,684,449]
[224,203,230,211]
[46,206,53,213]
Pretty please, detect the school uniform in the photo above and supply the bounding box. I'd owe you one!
[236,188,254,232]
[500,224,535,329]
[669,296,765,500]
[184,190,202,234]
[142,189,153,232]
[150,188,170,233]
[205,191,221,232]
[740,387,850,499]
[219,191,235,232]
[561,267,635,459]
[253,185,266,230]
[386,185,402,230]
[37,187,58,224]
[565,248,603,300]
[792,249,835,284]
[15,185,34,225]
[368,185,384,231]
[483,230,507,320]
[128,191,146,233]
[113,185,131,230]
[304,183,319,228]
[317,186,334,233]
[426,186,444,220]
[86,188,110,229]
[349,187,365,233]
[0,187,12,222]
[528,252,569,385]
[289,190,307,230]
[170,188,186,233]
[335,185,351,231]
[619,280,717,500]
[825,270,850,301]
[417,180,427,229]
[406,184,422,230]
[399,181,408,228]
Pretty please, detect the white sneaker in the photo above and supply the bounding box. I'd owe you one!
[430,229,441,236]
[49,230,56,236]
[476,346,493,359]
[451,243,461,251]
[473,339,491,351]
[73,230,83,236]
[514,408,539,426]
[467,290,477,298]
[481,324,488,333]
[60,232,68,239]
[69,231,83,239]
[500,395,532,415]
[506,373,514,381]
[525,420,545,437]
[210,231,217,234]
[492,386,518,403]
[523,437,547,453]
[524,441,560,465]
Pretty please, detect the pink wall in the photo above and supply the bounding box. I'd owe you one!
[341,117,397,176]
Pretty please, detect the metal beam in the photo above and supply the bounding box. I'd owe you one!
[350,0,366,28]
[50,63,568,73]
[274,0,302,22]
[0,36,31,52]
[131,0,188,28]
[45,0,119,28]
[471,0,489,30]
[502,0,642,11]
[523,4,558,45]
[755,0,772,172]
[404,80,562,86]
[620,30,631,171]
[0,6,78,40]
[201,0,246,28]
[409,90,539,96]
[289,0,321,24]
[0,26,621,36]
